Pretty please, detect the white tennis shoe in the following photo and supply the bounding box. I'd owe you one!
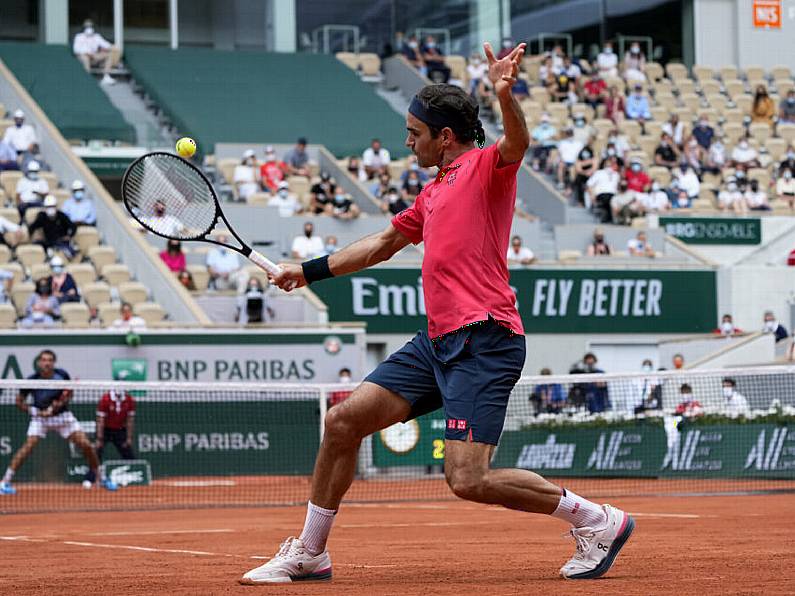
[240,537,332,584]
[560,504,634,580]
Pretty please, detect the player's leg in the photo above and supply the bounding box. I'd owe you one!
[117,429,135,460]
[1,436,40,493]
[68,429,117,491]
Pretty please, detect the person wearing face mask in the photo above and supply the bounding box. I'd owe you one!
[779,89,795,124]
[627,231,655,258]
[586,228,612,256]
[21,278,60,328]
[380,186,408,215]
[328,367,355,408]
[745,179,770,211]
[555,127,584,191]
[236,277,274,324]
[762,310,789,342]
[675,384,703,417]
[571,115,593,144]
[259,146,288,193]
[400,155,430,184]
[15,160,49,218]
[48,256,79,304]
[19,143,51,173]
[662,114,684,148]
[572,143,597,206]
[401,169,424,202]
[623,43,646,82]
[421,35,451,83]
[401,34,426,74]
[776,166,795,209]
[625,84,651,122]
[268,180,302,217]
[605,128,629,160]
[569,353,609,413]
[583,71,607,110]
[73,19,115,85]
[291,221,324,259]
[61,180,97,226]
[159,239,186,273]
[654,133,679,169]
[111,301,147,332]
[206,233,244,291]
[596,42,618,79]
[330,185,360,220]
[0,137,18,171]
[674,161,700,200]
[778,148,795,177]
[625,158,651,193]
[642,180,671,213]
[144,199,185,237]
[751,85,775,124]
[506,235,535,265]
[2,109,38,154]
[233,149,260,201]
[692,115,715,150]
[28,195,77,259]
[322,235,339,256]
[528,113,557,172]
[682,137,703,173]
[629,359,661,414]
[466,52,488,97]
[705,136,727,174]
[730,136,760,171]
[605,86,626,124]
[714,313,741,336]
[362,139,392,180]
[721,378,749,415]
[587,156,620,219]
[718,179,747,214]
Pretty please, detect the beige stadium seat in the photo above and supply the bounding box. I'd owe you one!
[246,191,270,207]
[0,208,19,225]
[217,158,238,184]
[60,302,90,328]
[734,94,753,114]
[66,262,97,287]
[97,301,120,326]
[186,264,210,291]
[335,52,358,71]
[0,119,10,139]
[571,103,595,122]
[530,86,549,106]
[643,62,663,81]
[40,172,58,190]
[749,122,772,144]
[0,244,9,265]
[645,120,664,139]
[724,79,746,98]
[648,166,672,186]
[24,207,43,226]
[699,80,721,97]
[10,282,34,316]
[4,262,23,284]
[637,135,658,157]
[0,303,16,328]
[359,53,381,77]
[744,65,765,82]
[74,226,100,254]
[778,123,795,143]
[591,118,613,139]
[546,102,568,123]
[776,79,794,97]
[118,281,148,305]
[29,262,51,281]
[771,65,791,81]
[520,100,543,122]
[674,79,695,95]
[102,263,131,287]
[286,176,310,202]
[134,302,166,325]
[0,171,22,198]
[720,65,738,81]
[649,106,669,122]
[558,250,582,261]
[387,159,406,180]
[87,245,116,275]
[679,93,701,112]
[765,137,787,162]
[444,55,466,82]
[52,188,70,208]
[82,282,111,308]
[692,64,714,81]
[666,63,689,81]
[747,167,770,190]
[618,119,641,143]
[721,108,744,125]
[15,243,45,268]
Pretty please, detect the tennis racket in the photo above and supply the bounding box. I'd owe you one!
[121,151,281,277]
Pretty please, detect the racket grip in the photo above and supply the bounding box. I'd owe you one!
[248,249,281,275]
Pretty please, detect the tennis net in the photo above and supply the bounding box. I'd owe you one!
[1,365,794,514]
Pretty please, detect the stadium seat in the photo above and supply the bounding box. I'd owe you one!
[649,106,669,122]
[680,93,701,112]
[765,137,787,162]
[4,262,23,284]
[246,192,270,207]
[40,172,58,190]
[29,262,51,282]
[776,79,794,97]
[749,122,772,144]
[82,282,111,308]
[618,120,641,143]
[724,79,746,98]
[52,189,70,208]
[734,94,752,113]
[335,52,358,71]
[24,208,43,226]
[692,64,714,81]
[445,55,467,83]
[10,281,34,316]
[723,122,745,142]
[0,303,16,328]
[87,245,116,275]
[744,65,765,82]
[66,262,97,287]
[74,226,100,254]
[118,281,148,305]
[644,62,664,81]
[96,301,119,326]
[637,135,658,157]
[217,158,238,184]
[777,123,795,144]
[134,302,166,325]
[186,264,210,291]
[102,263,131,287]
[699,79,721,97]
[0,244,10,265]
[286,176,310,203]
[720,65,739,81]
[771,65,792,80]
[60,302,90,328]
[666,63,688,81]
[15,243,46,268]
[674,79,695,95]
[558,250,582,261]
[359,53,382,78]
[648,166,672,186]
[747,167,770,190]
[530,86,549,106]
[0,171,22,198]
[0,208,20,225]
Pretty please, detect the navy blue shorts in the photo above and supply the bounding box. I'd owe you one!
[364,319,526,445]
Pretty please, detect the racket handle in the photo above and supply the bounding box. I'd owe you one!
[248,249,281,275]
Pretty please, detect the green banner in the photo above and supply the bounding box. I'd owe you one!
[311,269,717,334]
[660,217,762,245]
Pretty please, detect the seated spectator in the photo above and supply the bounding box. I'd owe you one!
[370,172,393,200]
[776,168,795,209]
[538,56,554,84]
[291,222,324,259]
[511,76,530,101]
[21,278,60,328]
[722,378,749,415]
[159,239,186,273]
[633,360,662,414]
[0,138,18,172]
[654,133,679,168]
[111,302,146,331]
[605,86,625,124]
[606,128,630,161]
[206,234,244,291]
[19,143,51,173]
[143,199,185,237]
[730,137,760,171]
[362,139,391,180]
[569,353,609,413]
[73,20,115,85]
[61,180,96,226]
[675,383,703,417]
[259,145,288,193]
[642,181,671,213]
[751,85,775,124]
[507,235,535,265]
[625,84,651,121]
[745,179,770,211]
[330,185,360,220]
[571,115,594,145]
[466,52,488,97]
[329,367,354,407]
[530,368,566,414]
[681,137,704,173]
[596,41,618,78]
[401,35,426,75]
[672,185,693,209]
[177,269,196,291]
[674,162,700,200]
[586,228,612,256]
[662,113,685,148]
[310,172,335,214]
[400,155,430,184]
[284,138,310,177]
[3,109,37,154]
[627,231,655,258]
[672,353,685,369]
[625,158,651,193]
[763,310,789,342]
[380,187,409,215]
[780,89,795,124]
[555,127,584,190]
[583,71,607,109]
[233,150,260,201]
[549,67,574,103]
[402,169,424,202]
[15,160,48,217]
[550,44,565,71]
[587,157,621,218]
[718,180,748,215]
[692,115,715,150]
[715,313,742,336]
[611,181,645,224]
[560,56,581,84]
[421,35,450,83]
[268,180,302,217]
[48,256,79,303]
[347,155,364,181]
[323,235,339,256]
[623,42,646,81]
[28,195,76,258]
[236,277,274,324]
[779,147,795,176]
[0,268,13,303]
[0,212,23,248]
[572,143,597,206]
[529,113,557,172]
[705,136,727,174]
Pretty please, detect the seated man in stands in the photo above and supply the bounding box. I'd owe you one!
[310,172,335,214]
[776,168,795,209]
[595,41,618,79]
[206,233,244,291]
[587,156,620,219]
[259,146,288,193]
[145,199,185,237]
[48,256,79,303]
[642,181,671,213]
[236,277,274,324]
[361,139,391,180]
[730,136,760,171]
[554,127,584,191]
[19,143,50,173]
[586,228,612,256]
[530,368,566,415]
[721,378,749,415]
[329,186,360,220]
[73,19,115,85]
[0,268,13,304]
[233,150,260,201]
[400,155,430,184]
[267,180,302,217]
[625,84,651,122]
[284,138,311,177]
[625,158,651,194]
[654,133,679,169]
[15,160,48,218]
[529,113,557,172]
[401,35,426,75]
[745,179,771,211]
[291,221,324,260]
[61,180,96,226]
[681,137,703,174]
[610,180,645,225]
[662,114,685,148]
[401,169,424,203]
[420,36,450,83]
[0,138,19,171]
[28,195,76,259]
[780,90,795,124]
[111,301,146,331]
[692,115,715,150]
[714,313,742,336]
[718,179,747,215]
[675,384,703,417]
[762,310,789,342]
[3,110,37,155]
[705,136,727,174]
[380,187,408,216]
[673,161,700,201]
[507,235,535,265]
[583,71,607,110]
[323,235,339,256]
[627,231,655,258]
[21,278,60,328]
[370,172,394,200]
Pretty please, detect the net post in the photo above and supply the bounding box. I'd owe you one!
[318,386,328,443]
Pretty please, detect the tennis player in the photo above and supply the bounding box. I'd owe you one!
[241,42,633,584]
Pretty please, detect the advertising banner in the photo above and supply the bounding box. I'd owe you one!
[660,216,762,245]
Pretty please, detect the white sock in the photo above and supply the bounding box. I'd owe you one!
[2,468,14,484]
[299,501,336,555]
[550,489,607,528]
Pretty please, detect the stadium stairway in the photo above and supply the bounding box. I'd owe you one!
[99,79,174,148]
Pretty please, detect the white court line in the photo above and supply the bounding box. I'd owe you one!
[161,480,237,487]
[88,528,235,536]
[629,512,707,519]
[64,541,231,557]
[340,520,496,529]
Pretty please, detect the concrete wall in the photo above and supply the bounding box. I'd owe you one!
[721,265,795,332]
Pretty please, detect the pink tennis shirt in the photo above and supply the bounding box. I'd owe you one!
[391,142,524,338]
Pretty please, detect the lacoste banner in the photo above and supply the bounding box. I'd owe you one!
[311,269,717,334]
[660,216,762,245]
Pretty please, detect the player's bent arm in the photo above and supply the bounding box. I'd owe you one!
[328,223,411,277]
[496,88,530,164]
[15,392,30,414]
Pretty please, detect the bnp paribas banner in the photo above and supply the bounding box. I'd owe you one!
[311,269,717,334]
[660,216,762,245]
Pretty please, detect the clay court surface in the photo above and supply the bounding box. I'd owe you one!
[2,493,792,595]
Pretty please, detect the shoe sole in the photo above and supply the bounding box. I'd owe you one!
[239,569,332,585]
[565,514,635,580]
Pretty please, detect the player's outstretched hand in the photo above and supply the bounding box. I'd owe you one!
[271,263,306,292]
[484,41,526,96]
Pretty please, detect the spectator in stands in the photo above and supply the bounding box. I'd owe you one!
[145,199,185,237]
[623,42,646,82]
[3,110,37,154]
[549,66,574,103]
[627,231,655,258]
[19,143,50,173]
[583,71,607,110]
[310,172,335,215]
[206,233,244,291]
[705,136,727,174]
[21,278,60,328]
[28,195,76,259]
[606,128,630,161]
[400,155,430,184]
[571,114,594,145]
[730,136,760,171]
[48,256,79,304]
[633,359,662,414]
[722,378,749,415]
[0,213,23,248]
[674,162,700,201]
[672,353,685,370]
[776,168,795,209]
[511,76,530,101]
[380,187,408,215]
[177,270,196,291]
[555,127,583,191]
[779,147,795,176]
[284,138,310,177]
[0,139,18,171]
[715,313,741,336]
[550,45,565,71]
[323,235,339,256]
[642,181,671,213]
[111,302,146,331]
[507,235,535,265]
[661,114,684,148]
[529,113,557,172]
[654,133,679,169]
[682,138,704,174]
[530,368,565,415]
[569,353,609,413]
[693,115,715,150]
[61,180,96,226]
[751,85,775,124]
[268,180,302,217]
[762,310,789,342]
[361,139,391,180]
[586,228,612,256]
[421,36,450,83]
[401,35,425,75]
[625,84,651,122]
[159,239,186,273]
[0,268,13,304]
[291,221,324,259]
[625,158,651,193]
[15,160,48,217]
[466,52,488,97]
[611,180,644,225]
[259,145,288,193]
[330,185,360,220]
[675,383,703,417]
[572,143,597,206]
[328,367,355,408]
[560,56,582,83]
[233,149,260,201]
[605,86,625,124]
[596,42,618,78]
[587,156,621,219]
[538,55,554,84]
[718,180,747,214]
[401,169,424,202]
[73,19,115,85]
[745,179,771,211]
[779,89,795,124]
[370,172,393,200]
[236,277,273,324]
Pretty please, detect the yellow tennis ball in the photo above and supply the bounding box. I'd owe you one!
[176,137,197,158]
